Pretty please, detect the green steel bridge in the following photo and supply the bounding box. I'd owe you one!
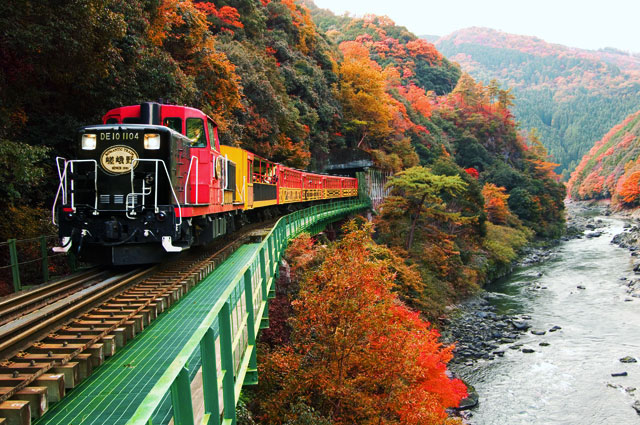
[34,198,370,425]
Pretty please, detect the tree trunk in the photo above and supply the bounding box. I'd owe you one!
[406,194,427,251]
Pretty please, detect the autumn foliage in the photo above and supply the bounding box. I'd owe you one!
[437,27,640,176]
[568,110,640,207]
[482,183,511,225]
[252,225,466,424]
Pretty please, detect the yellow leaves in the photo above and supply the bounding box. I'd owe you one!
[338,41,394,141]
[482,183,511,225]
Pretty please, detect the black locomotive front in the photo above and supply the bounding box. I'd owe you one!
[55,122,191,264]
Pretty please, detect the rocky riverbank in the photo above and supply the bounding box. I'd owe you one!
[445,201,640,423]
[442,201,600,420]
[441,239,562,366]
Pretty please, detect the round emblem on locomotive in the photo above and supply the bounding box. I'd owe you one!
[100,145,139,175]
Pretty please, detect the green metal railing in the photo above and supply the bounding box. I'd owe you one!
[0,235,76,292]
[127,198,369,425]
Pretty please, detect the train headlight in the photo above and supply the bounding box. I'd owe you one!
[144,133,161,150]
[81,134,97,150]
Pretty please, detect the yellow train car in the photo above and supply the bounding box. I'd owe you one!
[220,145,279,210]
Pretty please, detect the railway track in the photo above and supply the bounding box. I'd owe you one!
[0,225,269,425]
[0,269,109,327]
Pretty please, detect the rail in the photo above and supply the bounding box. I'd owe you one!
[127,198,369,425]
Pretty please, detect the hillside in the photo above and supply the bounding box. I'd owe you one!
[435,27,640,178]
[0,1,567,422]
[567,110,640,206]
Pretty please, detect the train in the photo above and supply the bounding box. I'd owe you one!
[52,102,358,265]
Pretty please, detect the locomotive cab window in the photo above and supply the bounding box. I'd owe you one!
[207,119,219,151]
[123,117,141,124]
[163,117,182,133]
[186,118,206,147]
[106,117,118,124]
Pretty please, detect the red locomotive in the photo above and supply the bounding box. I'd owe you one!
[53,102,358,264]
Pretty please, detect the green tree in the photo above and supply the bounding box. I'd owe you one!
[385,167,467,250]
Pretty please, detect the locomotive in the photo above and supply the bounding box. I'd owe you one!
[53,102,358,265]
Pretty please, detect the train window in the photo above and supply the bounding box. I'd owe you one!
[123,117,141,124]
[106,118,118,124]
[186,118,206,147]
[207,119,216,150]
[253,160,261,183]
[164,117,182,133]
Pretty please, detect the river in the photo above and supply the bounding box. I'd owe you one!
[455,207,640,424]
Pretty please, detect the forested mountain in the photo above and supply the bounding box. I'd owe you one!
[567,110,640,207]
[1,3,566,421]
[1,0,565,281]
[435,27,640,178]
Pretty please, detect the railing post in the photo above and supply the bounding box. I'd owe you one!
[273,227,280,259]
[286,215,290,238]
[170,366,195,425]
[243,268,258,385]
[8,239,20,292]
[219,302,236,424]
[68,251,78,273]
[41,235,49,283]
[260,248,268,301]
[200,327,220,425]
[258,243,275,329]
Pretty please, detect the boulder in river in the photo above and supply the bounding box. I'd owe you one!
[512,320,531,330]
[549,325,562,332]
[612,372,628,377]
[620,356,637,363]
[633,400,640,415]
[457,386,479,410]
[577,285,586,289]
[522,348,535,353]
[531,330,546,336]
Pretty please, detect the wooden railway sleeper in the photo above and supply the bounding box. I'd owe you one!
[0,386,48,419]
[0,229,256,420]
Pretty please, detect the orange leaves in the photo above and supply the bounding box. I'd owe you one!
[529,158,561,179]
[569,111,640,203]
[147,1,243,131]
[193,2,243,32]
[618,171,640,204]
[148,0,186,46]
[284,233,317,278]
[255,226,467,424]
[339,40,376,63]
[272,134,311,168]
[406,39,442,64]
[482,183,511,225]
[398,83,434,119]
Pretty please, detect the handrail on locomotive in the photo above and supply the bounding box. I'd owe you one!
[51,101,359,265]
